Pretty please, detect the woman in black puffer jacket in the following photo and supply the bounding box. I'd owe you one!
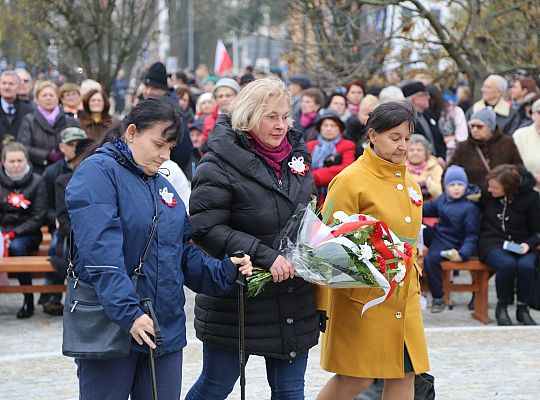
[0,141,47,318]
[479,164,540,326]
[186,77,319,400]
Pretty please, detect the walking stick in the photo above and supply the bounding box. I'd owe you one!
[233,250,247,400]
[141,298,163,400]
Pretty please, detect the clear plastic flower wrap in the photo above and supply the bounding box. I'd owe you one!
[247,203,414,314]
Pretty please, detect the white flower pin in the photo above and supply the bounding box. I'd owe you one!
[159,187,177,207]
[288,156,309,176]
[408,186,423,206]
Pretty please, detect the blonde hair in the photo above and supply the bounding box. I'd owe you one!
[360,94,380,114]
[59,82,81,98]
[34,80,59,98]
[229,77,292,131]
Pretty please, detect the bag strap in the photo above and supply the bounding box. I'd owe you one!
[474,145,491,173]
[67,183,159,279]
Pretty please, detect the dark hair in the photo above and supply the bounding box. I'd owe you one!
[174,85,193,110]
[173,70,188,83]
[122,96,182,144]
[301,88,325,107]
[518,78,539,94]
[240,74,256,86]
[426,85,447,120]
[346,80,366,95]
[486,164,521,199]
[326,92,348,108]
[364,101,416,140]
[82,89,110,116]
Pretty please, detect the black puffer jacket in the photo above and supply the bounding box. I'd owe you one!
[0,166,47,238]
[478,168,540,260]
[189,114,319,361]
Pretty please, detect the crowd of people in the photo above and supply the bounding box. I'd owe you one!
[0,61,539,399]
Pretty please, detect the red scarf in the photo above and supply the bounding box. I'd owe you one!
[407,161,428,175]
[249,134,293,179]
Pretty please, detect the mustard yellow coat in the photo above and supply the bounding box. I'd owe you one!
[317,145,430,378]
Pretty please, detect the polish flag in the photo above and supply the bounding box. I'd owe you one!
[214,39,233,75]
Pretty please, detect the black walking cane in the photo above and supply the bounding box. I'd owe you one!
[141,298,163,400]
[233,250,247,400]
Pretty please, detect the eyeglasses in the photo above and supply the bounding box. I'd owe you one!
[469,123,486,130]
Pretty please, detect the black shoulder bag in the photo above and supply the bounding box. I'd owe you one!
[62,192,159,360]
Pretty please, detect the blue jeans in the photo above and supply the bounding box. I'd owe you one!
[76,350,183,400]
[484,248,537,304]
[185,343,309,400]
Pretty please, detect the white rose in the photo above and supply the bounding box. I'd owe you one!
[333,211,352,224]
[359,244,373,260]
[393,262,406,282]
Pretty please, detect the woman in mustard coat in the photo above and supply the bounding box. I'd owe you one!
[316,102,430,400]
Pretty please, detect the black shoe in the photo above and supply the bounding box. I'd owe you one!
[467,294,475,310]
[37,294,51,305]
[431,298,445,313]
[516,305,537,325]
[16,294,34,319]
[43,302,64,316]
[495,302,512,326]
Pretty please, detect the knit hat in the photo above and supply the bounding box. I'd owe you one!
[60,127,87,143]
[316,109,345,133]
[469,107,496,132]
[143,62,168,90]
[288,74,312,90]
[212,78,241,97]
[444,165,468,188]
[189,118,204,133]
[401,81,427,98]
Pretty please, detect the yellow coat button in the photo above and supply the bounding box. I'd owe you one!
[395,312,402,319]
[404,216,411,223]
[396,184,404,191]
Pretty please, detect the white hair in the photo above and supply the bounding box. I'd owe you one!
[80,79,102,97]
[486,75,508,94]
[14,68,32,81]
[0,70,20,84]
[379,86,405,103]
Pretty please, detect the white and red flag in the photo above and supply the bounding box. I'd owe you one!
[214,39,233,75]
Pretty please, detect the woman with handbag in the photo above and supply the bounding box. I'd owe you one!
[449,108,522,185]
[316,101,430,400]
[65,96,252,400]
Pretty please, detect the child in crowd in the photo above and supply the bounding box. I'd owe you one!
[422,165,480,312]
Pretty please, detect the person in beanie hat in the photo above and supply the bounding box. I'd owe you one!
[422,165,480,312]
[306,109,355,207]
[289,75,313,128]
[202,77,241,141]
[450,106,523,185]
[143,62,169,97]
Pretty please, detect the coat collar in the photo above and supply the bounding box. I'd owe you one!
[472,98,511,117]
[357,144,407,182]
[205,114,311,204]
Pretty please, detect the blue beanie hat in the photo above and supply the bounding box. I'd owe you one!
[444,165,468,188]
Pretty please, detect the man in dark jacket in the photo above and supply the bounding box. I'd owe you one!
[403,81,447,160]
[0,70,34,145]
[142,61,193,175]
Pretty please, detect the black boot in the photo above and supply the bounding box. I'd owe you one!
[495,302,512,326]
[516,305,537,325]
[16,294,34,319]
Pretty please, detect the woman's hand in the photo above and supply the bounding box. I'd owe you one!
[130,314,156,349]
[269,255,295,282]
[519,243,530,254]
[230,254,253,276]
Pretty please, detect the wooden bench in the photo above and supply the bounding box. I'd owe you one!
[441,258,495,324]
[0,256,66,294]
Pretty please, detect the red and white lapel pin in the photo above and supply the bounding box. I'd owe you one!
[408,187,423,206]
[288,156,309,176]
[159,187,177,207]
[7,192,31,209]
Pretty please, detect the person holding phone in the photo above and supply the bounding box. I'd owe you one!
[478,164,540,325]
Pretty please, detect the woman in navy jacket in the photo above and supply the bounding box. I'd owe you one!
[65,96,252,400]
